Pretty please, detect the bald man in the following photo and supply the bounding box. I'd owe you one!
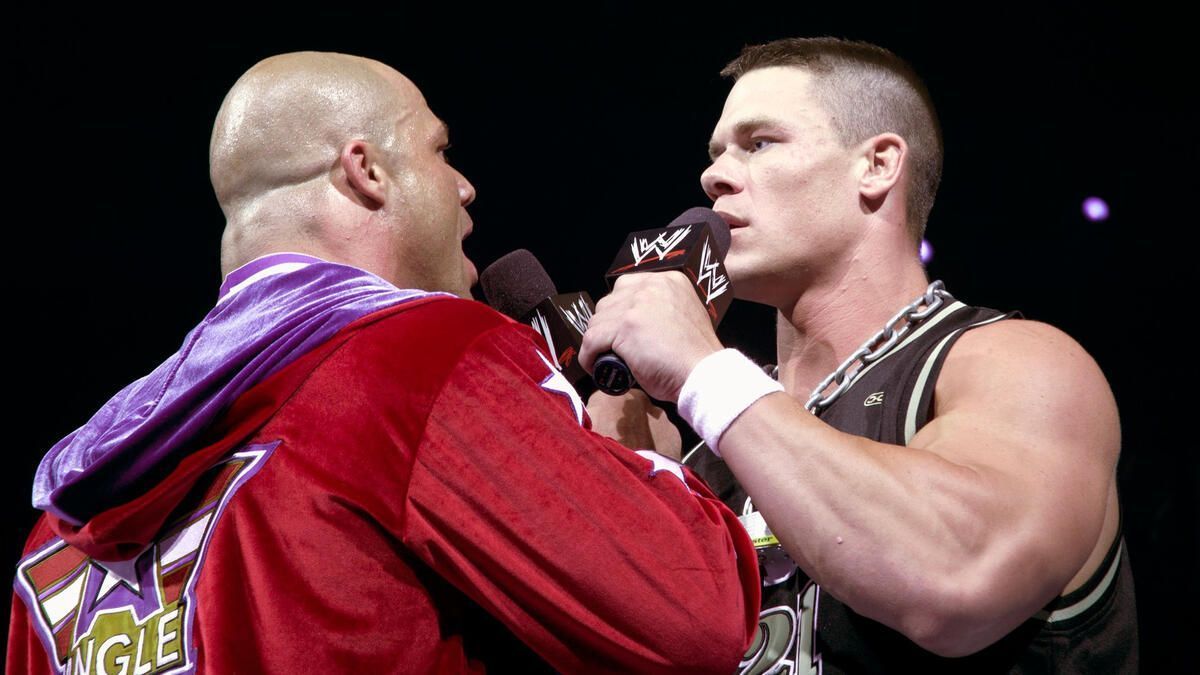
[8,53,759,674]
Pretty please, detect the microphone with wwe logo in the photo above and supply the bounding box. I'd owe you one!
[592,207,733,395]
[480,249,596,392]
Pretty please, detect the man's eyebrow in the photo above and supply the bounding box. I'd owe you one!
[707,116,787,161]
[706,138,722,162]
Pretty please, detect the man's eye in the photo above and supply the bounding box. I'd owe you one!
[750,138,773,152]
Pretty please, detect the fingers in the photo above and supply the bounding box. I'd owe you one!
[578,294,616,373]
[580,271,720,401]
[578,274,656,372]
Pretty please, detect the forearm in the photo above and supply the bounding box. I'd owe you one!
[578,259,1116,655]
[717,393,1058,653]
[586,389,683,460]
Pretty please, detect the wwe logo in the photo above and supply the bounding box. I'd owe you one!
[530,310,561,371]
[562,297,593,335]
[696,237,730,304]
[631,225,692,265]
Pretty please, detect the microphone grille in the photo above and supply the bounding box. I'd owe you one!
[479,249,558,319]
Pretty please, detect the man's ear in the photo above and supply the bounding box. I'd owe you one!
[858,132,906,201]
[339,140,388,208]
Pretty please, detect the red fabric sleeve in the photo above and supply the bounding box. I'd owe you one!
[8,517,56,675]
[402,321,760,674]
[8,591,53,675]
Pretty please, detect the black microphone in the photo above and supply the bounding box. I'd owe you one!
[480,249,597,391]
[593,207,733,395]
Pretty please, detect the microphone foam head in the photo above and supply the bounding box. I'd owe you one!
[670,207,731,255]
[480,249,558,319]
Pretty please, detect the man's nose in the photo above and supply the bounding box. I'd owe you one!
[457,170,476,207]
[701,156,741,201]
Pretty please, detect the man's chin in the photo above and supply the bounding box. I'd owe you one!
[463,254,478,294]
[453,275,476,300]
[728,269,779,306]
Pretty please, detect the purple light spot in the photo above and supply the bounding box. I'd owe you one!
[1083,197,1110,222]
[919,239,934,265]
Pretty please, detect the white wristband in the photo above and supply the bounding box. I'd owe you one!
[678,349,783,458]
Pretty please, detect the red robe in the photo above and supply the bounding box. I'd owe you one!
[10,296,759,674]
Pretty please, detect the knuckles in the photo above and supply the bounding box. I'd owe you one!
[608,272,695,309]
[583,270,705,359]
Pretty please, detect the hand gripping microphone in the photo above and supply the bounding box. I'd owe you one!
[480,249,597,391]
[592,207,733,395]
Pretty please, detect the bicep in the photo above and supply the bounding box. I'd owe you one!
[908,320,1119,570]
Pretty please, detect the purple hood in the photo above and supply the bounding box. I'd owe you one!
[34,253,444,526]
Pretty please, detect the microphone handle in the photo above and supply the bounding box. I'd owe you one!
[593,352,636,395]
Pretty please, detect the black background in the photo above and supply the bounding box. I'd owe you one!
[9,6,1192,671]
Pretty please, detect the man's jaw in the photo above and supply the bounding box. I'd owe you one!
[461,216,477,289]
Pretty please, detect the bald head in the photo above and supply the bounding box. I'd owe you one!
[208,51,478,297]
[210,52,422,272]
[210,52,420,206]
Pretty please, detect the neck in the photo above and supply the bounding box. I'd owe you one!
[774,252,930,397]
[219,187,346,277]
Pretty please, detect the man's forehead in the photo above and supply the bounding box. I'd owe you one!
[721,67,817,120]
[395,97,447,138]
[373,61,421,97]
[709,67,829,141]
[373,63,437,122]
[733,65,815,94]
[370,64,449,142]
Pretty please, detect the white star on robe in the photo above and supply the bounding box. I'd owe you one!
[94,547,150,600]
[635,450,690,489]
[537,351,586,426]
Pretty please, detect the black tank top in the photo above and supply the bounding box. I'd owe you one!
[686,299,1138,674]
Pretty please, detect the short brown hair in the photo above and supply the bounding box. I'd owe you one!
[722,37,942,245]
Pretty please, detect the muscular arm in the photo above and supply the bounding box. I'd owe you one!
[714,320,1119,655]
[580,273,1120,656]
